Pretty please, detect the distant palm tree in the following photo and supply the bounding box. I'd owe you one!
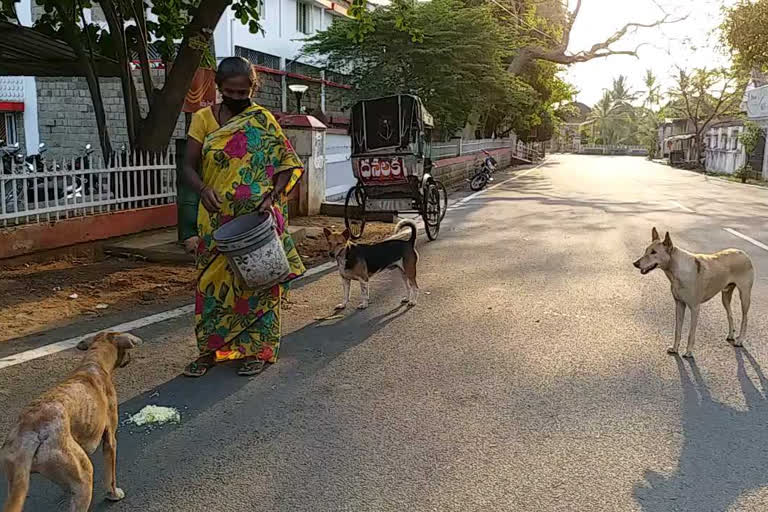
[588,90,620,145]
[610,75,638,108]
[642,70,661,110]
[589,75,642,146]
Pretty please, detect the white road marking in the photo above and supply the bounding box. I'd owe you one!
[0,161,547,370]
[669,200,694,213]
[723,227,768,252]
[0,306,194,370]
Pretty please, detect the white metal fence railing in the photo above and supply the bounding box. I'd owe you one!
[432,137,517,160]
[0,148,177,228]
[578,144,648,155]
[432,137,544,162]
[431,140,462,159]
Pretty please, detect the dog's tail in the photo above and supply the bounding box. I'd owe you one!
[1,434,40,512]
[394,219,418,245]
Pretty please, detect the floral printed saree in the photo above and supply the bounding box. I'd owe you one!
[195,105,305,363]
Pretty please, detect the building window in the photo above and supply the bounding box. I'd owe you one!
[1,113,18,145]
[297,1,311,34]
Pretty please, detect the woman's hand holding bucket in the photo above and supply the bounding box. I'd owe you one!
[201,185,222,213]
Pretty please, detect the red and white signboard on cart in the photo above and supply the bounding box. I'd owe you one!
[357,157,408,184]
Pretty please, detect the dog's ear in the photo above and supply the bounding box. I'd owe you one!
[663,232,673,248]
[342,228,350,240]
[76,335,97,351]
[323,227,332,238]
[651,227,660,241]
[112,332,143,349]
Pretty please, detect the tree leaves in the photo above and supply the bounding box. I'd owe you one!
[304,0,562,138]
[721,0,768,73]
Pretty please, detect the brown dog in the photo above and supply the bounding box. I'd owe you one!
[1,331,141,512]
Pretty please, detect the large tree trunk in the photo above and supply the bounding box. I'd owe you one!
[59,13,113,159]
[135,0,231,152]
[78,53,113,159]
[100,0,142,147]
[131,0,156,105]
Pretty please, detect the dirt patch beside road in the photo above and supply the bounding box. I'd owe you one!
[0,257,196,343]
[0,216,397,342]
[291,215,397,268]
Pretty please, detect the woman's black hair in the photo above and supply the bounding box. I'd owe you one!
[215,56,258,86]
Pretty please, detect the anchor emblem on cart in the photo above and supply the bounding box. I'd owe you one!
[377,119,394,141]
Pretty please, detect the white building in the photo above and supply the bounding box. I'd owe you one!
[214,0,345,62]
[704,120,745,175]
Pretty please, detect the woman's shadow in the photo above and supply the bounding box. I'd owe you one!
[634,350,768,511]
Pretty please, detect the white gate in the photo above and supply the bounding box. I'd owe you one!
[325,133,354,200]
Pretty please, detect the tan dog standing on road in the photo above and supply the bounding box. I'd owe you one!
[633,227,754,358]
[1,331,141,512]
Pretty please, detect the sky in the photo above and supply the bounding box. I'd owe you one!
[562,0,737,107]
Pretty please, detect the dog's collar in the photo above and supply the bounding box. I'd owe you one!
[333,241,355,259]
[332,246,346,259]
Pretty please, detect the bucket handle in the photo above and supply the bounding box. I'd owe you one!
[256,194,283,235]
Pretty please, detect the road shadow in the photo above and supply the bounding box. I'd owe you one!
[634,350,768,512]
[1,300,413,511]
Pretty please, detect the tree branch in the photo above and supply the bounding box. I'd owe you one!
[562,0,581,49]
[100,0,141,145]
[60,1,112,158]
[130,0,155,105]
[508,44,646,74]
[136,0,229,151]
[508,9,685,74]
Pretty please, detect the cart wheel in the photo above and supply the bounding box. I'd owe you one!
[344,185,366,240]
[422,181,441,241]
[435,179,448,221]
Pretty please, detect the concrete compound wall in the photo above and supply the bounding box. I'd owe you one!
[35,67,344,160]
[254,71,283,112]
[36,70,186,160]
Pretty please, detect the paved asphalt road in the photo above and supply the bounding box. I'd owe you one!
[4,155,768,511]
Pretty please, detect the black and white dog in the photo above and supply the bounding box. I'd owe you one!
[323,220,420,310]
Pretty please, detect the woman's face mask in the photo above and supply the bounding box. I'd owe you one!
[221,95,251,114]
[219,75,253,114]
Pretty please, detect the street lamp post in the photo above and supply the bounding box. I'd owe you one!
[288,84,309,114]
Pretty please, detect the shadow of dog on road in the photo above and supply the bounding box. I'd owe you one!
[634,350,768,512]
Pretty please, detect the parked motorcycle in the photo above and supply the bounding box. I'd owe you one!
[69,143,95,171]
[1,141,26,213]
[24,142,49,173]
[1,141,25,173]
[57,143,92,200]
[22,142,58,202]
[468,150,497,191]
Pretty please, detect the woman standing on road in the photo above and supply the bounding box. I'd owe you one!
[182,56,305,377]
